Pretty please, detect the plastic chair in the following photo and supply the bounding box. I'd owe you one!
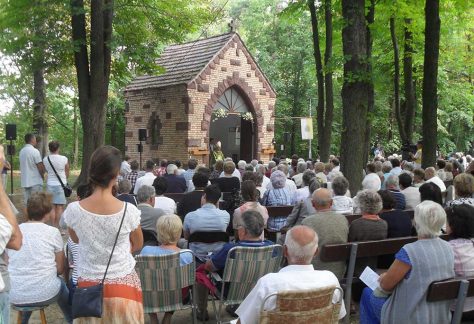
[12,305,47,324]
[135,250,197,323]
[210,244,283,323]
[259,286,343,324]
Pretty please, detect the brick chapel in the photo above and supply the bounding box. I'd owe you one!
[124,32,276,166]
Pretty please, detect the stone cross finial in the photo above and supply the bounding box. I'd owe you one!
[228,19,236,32]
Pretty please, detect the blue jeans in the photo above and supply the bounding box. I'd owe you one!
[15,279,72,324]
[0,291,10,324]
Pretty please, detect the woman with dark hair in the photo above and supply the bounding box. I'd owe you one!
[63,146,144,323]
[233,180,268,240]
[447,204,474,317]
[378,190,412,238]
[419,182,443,205]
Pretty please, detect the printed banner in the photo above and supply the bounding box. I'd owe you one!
[301,118,313,140]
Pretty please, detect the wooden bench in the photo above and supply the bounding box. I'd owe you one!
[320,235,448,324]
[264,206,294,242]
[427,277,474,324]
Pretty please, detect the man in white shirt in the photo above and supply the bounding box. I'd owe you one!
[19,134,45,203]
[399,173,420,209]
[235,225,346,324]
[120,155,131,177]
[425,167,446,192]
[133,160,156,194]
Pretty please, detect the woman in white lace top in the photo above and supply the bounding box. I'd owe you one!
[63,146,144,323]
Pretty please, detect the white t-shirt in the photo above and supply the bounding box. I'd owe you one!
[8,223,62,304]
[43,154,68,186]
[426,176,447,192]
[19,144,43,188]
[236,265,346,324]
[295,187,310,203]
[63,201,141,280]
[133,172,156,194]
[154,196,177,214]
[120,161,131,176]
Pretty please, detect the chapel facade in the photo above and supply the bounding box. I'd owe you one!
[124,32,276,166]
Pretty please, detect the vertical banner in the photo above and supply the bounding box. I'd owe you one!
[301,118,313,140]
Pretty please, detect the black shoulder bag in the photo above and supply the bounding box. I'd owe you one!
[47,156,73,197]
[72,203,128,319]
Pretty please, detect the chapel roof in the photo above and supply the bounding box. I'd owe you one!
[125,32,275,95]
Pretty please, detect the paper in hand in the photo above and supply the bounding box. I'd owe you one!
[360,266,380,291]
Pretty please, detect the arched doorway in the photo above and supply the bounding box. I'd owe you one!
[209,87,255,162]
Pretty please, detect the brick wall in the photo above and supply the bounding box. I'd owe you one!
[124,34,276,167]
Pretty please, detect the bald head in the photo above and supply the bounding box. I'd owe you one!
[425,167,435,180]
[285,225,319,265]
[311,188,333,211]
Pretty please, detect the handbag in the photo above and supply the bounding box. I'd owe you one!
[72,203,128,319]
[47,156,73,197]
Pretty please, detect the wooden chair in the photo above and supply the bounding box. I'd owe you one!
[427,277,474,324]
[135,250,197,323]
[210,245,283,324]
[259,286,343,324]
[264,206,294,242]
[12,305,47,324]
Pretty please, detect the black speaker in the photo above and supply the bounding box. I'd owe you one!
[5,124,16,140]
[138,129,147,141]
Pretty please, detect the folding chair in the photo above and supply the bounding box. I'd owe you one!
[259,286,343,324]
[209,244,283,323]
[135,250,197,323]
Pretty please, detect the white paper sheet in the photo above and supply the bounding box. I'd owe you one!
[359,266,380,291]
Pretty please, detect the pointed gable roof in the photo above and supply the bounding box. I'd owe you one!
[125,32,275,96]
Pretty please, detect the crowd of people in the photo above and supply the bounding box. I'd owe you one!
[0,133,473,323]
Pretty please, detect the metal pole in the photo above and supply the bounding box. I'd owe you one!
[309,99,312,160]
[9,139,13,196]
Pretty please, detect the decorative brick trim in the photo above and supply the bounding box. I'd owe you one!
[197,84,209,92]
[230,59,241,66]
[166,112,171,119]
[134,116,142,123]
[125,131,133,138]
[267,124,274,132]
[186,139,201,147]
[143,104,150,109]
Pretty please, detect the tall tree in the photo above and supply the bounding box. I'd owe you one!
[421,0,440,168]
[70,0,213,184]
[402,18,417,142]
[308,0,334,162]
[340,0,369,195]
[363,0,375,164]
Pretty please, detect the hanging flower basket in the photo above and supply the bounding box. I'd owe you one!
[212,108,228,122]
[241,112,254,122]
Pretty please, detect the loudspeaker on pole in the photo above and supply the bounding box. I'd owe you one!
[5,124,17,141]
[138,129,147,142]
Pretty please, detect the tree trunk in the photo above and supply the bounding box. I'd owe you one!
[390,17,408,142]
[32,68,48,157]
[71,0,113,185]
[321,0,334,163]
[363,0,375,164]
[422,0,440,168]
[72,98,79,169]
[403,18,416,143]
[308,0,327,161]
[341,0,369,195]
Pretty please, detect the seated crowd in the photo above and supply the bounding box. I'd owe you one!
[1,140,474,324]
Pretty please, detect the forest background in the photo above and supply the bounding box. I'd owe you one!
[0,0,472,175]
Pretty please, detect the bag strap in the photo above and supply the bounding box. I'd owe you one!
[47,156,66,189]
[101,202,128,284]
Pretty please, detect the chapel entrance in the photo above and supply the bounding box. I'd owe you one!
[209,87,255,162]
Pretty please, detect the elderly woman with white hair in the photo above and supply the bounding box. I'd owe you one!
[140,214,193,324]
[360,201,454,324]
[349,190,388,301]
[331,176,353,214]
[262,170,294,231]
